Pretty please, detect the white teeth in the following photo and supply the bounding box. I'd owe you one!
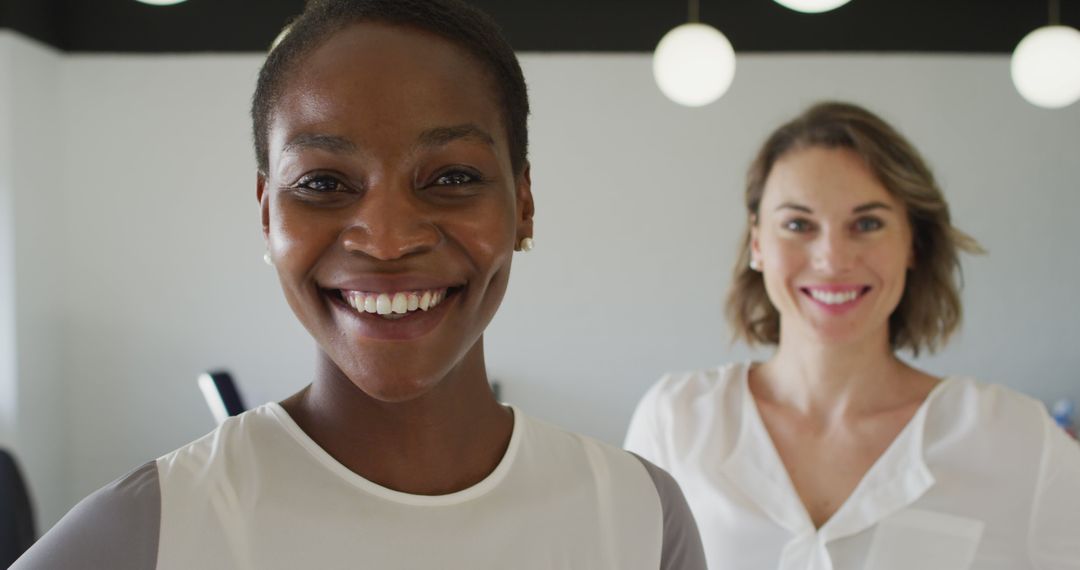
[376,294,392,315]
[391,293,408,314]
[343,288,450,317]
[809,289,860,305]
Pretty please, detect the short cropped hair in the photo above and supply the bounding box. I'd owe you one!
[726,102,984,356]
[251,0,530,175]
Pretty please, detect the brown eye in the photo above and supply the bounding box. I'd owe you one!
[784,218,813,232]
[433,170,478,186]
[296,174,345,193]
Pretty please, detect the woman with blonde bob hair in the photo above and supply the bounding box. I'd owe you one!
[627,101,1080,570]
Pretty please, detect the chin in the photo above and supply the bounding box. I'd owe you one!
[352,374,442,403]
[801,319,884,348]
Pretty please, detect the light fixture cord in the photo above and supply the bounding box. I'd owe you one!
[688,0,700,23]
[1049,0,1060,25]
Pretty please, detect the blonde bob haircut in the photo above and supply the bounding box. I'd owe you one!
[726,101,983,356]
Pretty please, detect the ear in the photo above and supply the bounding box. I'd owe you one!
[515,162,535,242]
[257,171,270,242]
[749,214,761,262]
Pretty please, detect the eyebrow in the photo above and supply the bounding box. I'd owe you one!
[282,133,358,155]
[775,202,813,213]
[774,201,894,214]
[852,201,893,213]
[417,124,495,149]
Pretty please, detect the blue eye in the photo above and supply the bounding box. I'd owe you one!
[854,217,884,232]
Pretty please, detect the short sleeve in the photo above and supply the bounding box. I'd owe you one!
[624,375,670,468]
[1028,415,1080,570]
[12,461,161,570]
[631,454,707,570]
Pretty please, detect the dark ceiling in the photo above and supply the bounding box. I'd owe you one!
[0,0,1076,54]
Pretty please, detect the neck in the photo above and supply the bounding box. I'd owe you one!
[281,339,513,495]
[756,324,908,419]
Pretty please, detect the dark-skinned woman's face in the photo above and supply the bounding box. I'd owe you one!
[257,23,533,402]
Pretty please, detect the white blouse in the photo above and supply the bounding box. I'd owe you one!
[18,404,707,569]
[625,362,1080,570]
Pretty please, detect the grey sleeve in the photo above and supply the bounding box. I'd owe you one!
[631,453,707,570]
[12,461,161,570]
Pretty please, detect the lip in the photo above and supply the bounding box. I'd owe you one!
[322,277,464,341]
[325,275,465,293]
[799,284,872,315]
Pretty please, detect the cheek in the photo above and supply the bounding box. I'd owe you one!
[448,199,517,270]
[268,200,340,279]
[758,235,815,314]
[866,238,912,289]
[760,235,807,278]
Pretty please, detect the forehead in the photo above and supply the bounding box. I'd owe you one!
[268,22,505,157]
[761,146,902,212]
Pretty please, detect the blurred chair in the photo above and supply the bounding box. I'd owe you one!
[197,369,248,425]
[0,448,35,567]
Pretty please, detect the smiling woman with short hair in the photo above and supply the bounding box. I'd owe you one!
[14,1,705,568]
[626,102,1080,570]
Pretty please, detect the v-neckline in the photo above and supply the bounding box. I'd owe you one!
[720,361,946,543]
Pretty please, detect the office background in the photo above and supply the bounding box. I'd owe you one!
[1,0,1078,530]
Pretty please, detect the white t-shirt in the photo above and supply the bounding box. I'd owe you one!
[17,404,706,569]
[625,362,1080,570]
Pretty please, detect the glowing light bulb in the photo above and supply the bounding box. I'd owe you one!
[773,0,852,14]
[1011,25,1080,109]
[653,23,736,107]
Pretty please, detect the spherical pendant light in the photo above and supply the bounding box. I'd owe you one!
[1011,25,1080,109]
[773,0,852,14]
[653,23,736,107]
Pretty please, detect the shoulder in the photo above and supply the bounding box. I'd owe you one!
[520,411,668,494]
[625,362,747,466]
[927,377,1050,440]
[923,377,1061,479]
[628,455,708,570]
[640,362,745,410]
[157,403,284,480]
[12,462,160,570]
[520,413,706,568]
[630,362,746,433]
[520,411,644,470]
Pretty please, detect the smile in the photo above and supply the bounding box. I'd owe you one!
[800,285,871,306]
[339,288,452,320]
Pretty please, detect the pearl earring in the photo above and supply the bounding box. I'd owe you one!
[263,251,273,266]
[749,258,761,271]
[518,237,534,252]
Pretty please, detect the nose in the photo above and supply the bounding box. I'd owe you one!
[340,183,441,261]
[811,228,857,274]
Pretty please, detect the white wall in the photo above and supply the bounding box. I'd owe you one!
[3,33,1079,528]
[0,30,67,527]
[58,53,290,509]
[0,33,18,449]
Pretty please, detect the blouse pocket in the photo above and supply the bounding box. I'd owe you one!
[863,508,984,570]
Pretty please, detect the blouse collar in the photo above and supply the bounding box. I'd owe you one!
[718,362,947,565]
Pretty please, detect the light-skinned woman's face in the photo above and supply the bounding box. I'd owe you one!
[752,146,912,347]
[257,23,533,402]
